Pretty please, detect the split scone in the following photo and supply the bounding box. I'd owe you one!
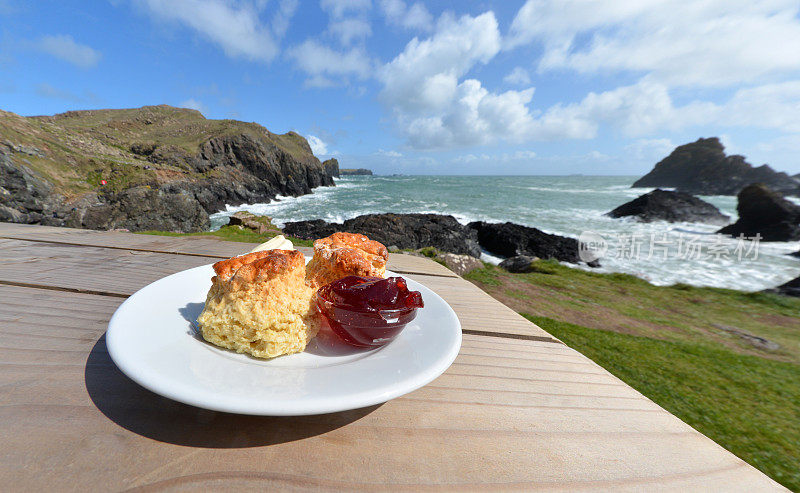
[197,249,320,359]
[305,232,389,288]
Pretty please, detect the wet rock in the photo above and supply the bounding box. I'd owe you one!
[717,184,800,241]
[607,189,729,224]
[468,221,593,266]
[770,276,800,298]
[284,213,481,257]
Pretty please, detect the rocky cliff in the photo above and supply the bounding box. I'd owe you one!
[0,105,336,232]
[632,137,799,196]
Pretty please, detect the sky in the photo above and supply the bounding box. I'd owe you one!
[1,0,800,175]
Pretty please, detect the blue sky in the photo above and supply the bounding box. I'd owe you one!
[2,0,800,175]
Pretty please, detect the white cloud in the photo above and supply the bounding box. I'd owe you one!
[179,98,207,114]
[380,12,546,149]
[320,0,371,19]
[624,138,675,160]
[135,0,280,62]
[376,149,402,157]
[379,0,433,31]
[271,0,299,38]
[288,39,372,86]
[328,17,372,45]
[503,66,531,86]
[452,150,537,164]
[307,135,328,155]
[506,0,800,87]
[38,35,101,68]
[380,12,500,113]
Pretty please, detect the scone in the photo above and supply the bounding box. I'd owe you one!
[305,232,389,288]
[197,249,320,359]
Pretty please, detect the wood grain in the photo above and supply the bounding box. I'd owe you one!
[0,224,786,491]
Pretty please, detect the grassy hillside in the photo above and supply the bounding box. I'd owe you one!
[464,261,800,490]
[0,105,314,196]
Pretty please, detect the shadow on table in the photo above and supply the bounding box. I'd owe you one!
[84,334,381,448]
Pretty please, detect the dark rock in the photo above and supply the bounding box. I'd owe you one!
[633,137,800,196]
[283,219,340,241]
[77,187,209,232]
[339,168,373,176]
[717,184,800,241]
[499,255,539,273]
[285,213,481,257]
[607,189,729,224]
[790,250,800,258]
[468,221,592,265]
[323,158,339,178]
[772,276,800,297]
[0,148,54,216]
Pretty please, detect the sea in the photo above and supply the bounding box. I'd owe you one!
[209,175,800,292]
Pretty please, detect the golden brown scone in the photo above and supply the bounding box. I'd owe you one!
[197,249,320,359]
[305,232,388,288]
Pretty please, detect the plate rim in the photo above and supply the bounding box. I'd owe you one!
[106,263,462,416]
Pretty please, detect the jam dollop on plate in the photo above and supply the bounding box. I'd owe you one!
[315,275,424,348]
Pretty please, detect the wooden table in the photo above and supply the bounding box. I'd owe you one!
[0,223,785,491]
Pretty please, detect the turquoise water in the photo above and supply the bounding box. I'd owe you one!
[210,175,800,291]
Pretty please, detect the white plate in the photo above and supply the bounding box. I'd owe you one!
[106,262,462,416]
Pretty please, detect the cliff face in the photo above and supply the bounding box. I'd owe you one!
[633,137,799,196]
[0,105,336,231]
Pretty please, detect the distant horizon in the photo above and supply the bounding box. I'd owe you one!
[3,1,800,175]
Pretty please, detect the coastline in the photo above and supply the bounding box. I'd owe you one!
[205,175,800,292]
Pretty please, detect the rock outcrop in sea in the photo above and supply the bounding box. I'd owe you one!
[339,168,373,176]
[607,189,729,224]
[284,213,595,267]
[717,184,800,241]
[284,213,482,257]
[468,221,598,266]
[773,277,800,297]
[632,137,799,196]
[0,106,336,232]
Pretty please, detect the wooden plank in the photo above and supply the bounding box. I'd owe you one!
[0,222,458,278]
[0,284,783,491]
[0,238,556,340]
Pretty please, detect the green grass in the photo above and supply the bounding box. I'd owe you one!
[137,225,313,247]
[528,316,800,491]
[463,260,800,490]
[465,260,800,362]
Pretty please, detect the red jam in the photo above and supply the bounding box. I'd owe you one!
[316,276,424,348]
